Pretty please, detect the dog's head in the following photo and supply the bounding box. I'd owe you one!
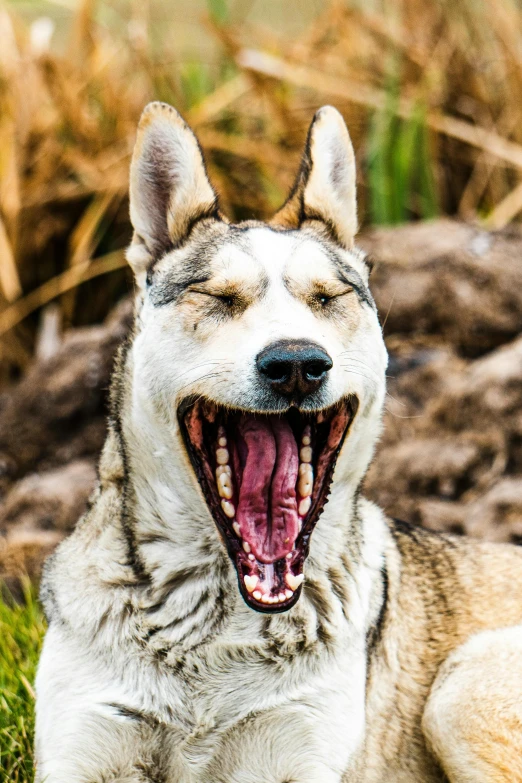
[126,102,387,613]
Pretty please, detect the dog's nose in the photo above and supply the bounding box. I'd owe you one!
[256,340,333,401]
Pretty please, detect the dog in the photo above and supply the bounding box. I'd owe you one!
[34,102,522,782]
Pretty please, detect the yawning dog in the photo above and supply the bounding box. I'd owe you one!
[35,103,522,782]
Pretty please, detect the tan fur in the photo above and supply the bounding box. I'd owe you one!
[355,524,522,781]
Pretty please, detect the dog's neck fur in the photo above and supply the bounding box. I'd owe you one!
[102,330,385,657]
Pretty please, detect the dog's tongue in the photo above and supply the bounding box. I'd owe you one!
[236,416,299,563]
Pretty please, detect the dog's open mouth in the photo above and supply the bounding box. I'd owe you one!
[179,398,357,613]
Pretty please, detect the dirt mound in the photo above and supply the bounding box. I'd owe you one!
[2,219,522,588]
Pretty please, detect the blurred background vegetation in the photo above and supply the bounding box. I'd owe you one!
[2,0,522,387]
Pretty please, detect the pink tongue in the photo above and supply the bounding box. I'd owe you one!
[236,416,299,563]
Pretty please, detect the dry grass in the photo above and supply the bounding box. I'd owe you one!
[3,0,522,382]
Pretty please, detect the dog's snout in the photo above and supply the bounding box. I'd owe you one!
[256,340,333,401]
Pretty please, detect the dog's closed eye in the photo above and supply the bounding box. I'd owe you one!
[310,287,353,310]
[190,288,237,307]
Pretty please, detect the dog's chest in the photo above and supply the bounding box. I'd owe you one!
[116,637,368,782]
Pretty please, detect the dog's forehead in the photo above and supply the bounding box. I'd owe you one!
[211,225,347,282]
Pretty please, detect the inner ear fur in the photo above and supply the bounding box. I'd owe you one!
[128,102,221,284]
[271,105,358,249]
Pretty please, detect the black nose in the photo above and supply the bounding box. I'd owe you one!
[256,340,333,401]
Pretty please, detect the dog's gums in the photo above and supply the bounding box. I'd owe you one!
[180,398,357,613]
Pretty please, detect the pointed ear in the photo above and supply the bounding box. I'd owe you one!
[127,102,219,284]
[271,106,357,248]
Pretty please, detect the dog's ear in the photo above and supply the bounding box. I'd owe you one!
[271,106,357,249]
[127,102,219,284]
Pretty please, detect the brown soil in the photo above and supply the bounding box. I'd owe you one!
[2,219,522,590]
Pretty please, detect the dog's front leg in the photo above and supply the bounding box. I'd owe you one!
[422,625,522,782]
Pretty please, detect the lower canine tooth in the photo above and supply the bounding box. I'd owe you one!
[299,497,311,516]
[286,572,304,591]
[244,575,258,593]
[221,500,235,518]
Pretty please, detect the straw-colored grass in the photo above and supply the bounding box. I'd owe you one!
[2,0,522,381]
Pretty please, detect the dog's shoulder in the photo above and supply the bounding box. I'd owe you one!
[387,517,522,638]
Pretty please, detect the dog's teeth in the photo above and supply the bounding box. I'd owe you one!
[232,521,241,537]
[299,496,311,516]
[285,588,294,599]
[219,485,233,500]
[269,596,277,604]
[302,426,311,446]
[298,467,313,498]
[216,448,229,465]
[216,465,232,477]
[279,592,286,602]
[253,590,262,600]
[286,552,293,560]
[261,595,271,604]
[218,436,227,447]
[300,446,312,463]
[286,572,304,591]
[217,472,233,499]
[244,574,258,593]
[248,553,255,561]
[243,541,251,553]
[221,499,235,518]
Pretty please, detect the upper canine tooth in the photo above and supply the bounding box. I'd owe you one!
[221,499,235,518]
[244,574,258,593]
[300,446,312,463]
[216,448,229,465]
[299,496,311,516]
[286,572,304,591]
